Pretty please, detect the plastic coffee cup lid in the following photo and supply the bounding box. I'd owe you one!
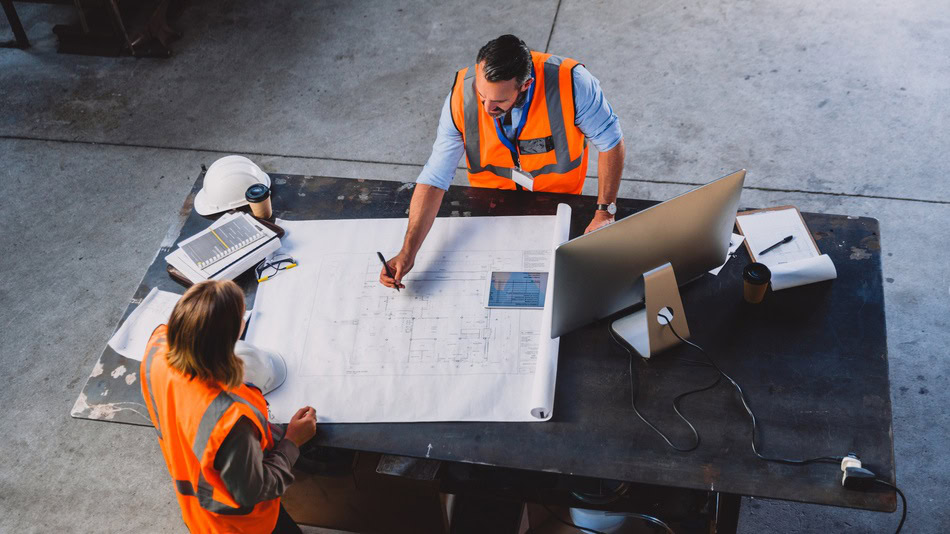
[245,183,271,202]
[744,262,771,283]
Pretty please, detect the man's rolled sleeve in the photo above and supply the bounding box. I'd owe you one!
[572,65,623,152]
[416,93,465,191]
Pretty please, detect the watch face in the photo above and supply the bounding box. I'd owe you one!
[607,203,617,215]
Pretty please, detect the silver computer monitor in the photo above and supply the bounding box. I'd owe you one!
[550,169,746,338]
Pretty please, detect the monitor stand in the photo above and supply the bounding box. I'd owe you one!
[610,263,690,359]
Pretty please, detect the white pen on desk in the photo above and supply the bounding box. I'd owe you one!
[759,235,794,256]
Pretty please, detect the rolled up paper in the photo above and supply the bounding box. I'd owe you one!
[529,203,572,420]
[770,254,837,291]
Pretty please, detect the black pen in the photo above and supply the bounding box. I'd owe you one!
[759,235,794,256]
[376,251,400,292]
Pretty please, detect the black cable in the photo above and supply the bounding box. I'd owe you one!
[874,479,907,534]
[674,356,713,368]
[611,317,908,532]
[609,324,722,452]
[660,317,845,466]
[609,317,844,465]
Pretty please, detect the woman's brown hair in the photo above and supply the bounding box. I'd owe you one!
[166,279,245,389]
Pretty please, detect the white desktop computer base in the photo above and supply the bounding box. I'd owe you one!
[610,263,690,359]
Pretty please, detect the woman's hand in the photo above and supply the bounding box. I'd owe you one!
[284,406,317,447]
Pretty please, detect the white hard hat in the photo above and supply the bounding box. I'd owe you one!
[194,155,271,216]
[234,341,287,395]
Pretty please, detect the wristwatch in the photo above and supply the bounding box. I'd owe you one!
[596,202,617,216]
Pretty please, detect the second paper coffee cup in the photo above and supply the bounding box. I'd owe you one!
[743,262,771,304]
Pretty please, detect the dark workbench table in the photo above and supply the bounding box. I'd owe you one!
[74,172,895,514]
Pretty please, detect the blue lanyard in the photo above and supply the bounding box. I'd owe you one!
[492,65,536,157]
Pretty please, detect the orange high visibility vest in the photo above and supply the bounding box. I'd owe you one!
[141,326,279,534]
[449,51,589,194]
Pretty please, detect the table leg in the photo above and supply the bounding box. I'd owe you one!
[106,0,133,54]
[1,0,30,49]
[714,492,742,534]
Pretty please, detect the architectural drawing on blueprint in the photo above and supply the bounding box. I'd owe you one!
[245,208,571,422]
[297,249,549,378]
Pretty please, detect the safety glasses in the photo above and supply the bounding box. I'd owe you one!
[256,255,298,282]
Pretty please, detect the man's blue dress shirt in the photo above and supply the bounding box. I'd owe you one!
[416,65,623,190]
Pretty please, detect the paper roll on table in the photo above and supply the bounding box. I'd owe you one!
[528,203,572,420]
[769,254,837,291]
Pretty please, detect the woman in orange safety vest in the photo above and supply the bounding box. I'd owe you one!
[141,279,317,533]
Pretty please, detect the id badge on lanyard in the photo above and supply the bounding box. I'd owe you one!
[495,116,535,191]
[511,166,534,191]
[494,73,536,191]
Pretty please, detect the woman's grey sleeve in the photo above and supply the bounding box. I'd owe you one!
[213,416,301,507]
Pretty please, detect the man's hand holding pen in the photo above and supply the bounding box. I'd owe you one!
[379,250,413,290]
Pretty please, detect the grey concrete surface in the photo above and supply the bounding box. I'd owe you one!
[1,0,947,532]
[558,0,950,201]
[0,0,555,165]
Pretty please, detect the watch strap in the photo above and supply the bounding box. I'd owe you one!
[596,203,616,215]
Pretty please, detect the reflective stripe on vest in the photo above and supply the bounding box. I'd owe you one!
[537,55,585,177]
[185,391,264,516]
[175,472,255,516]
[191,390,269,464]
[459,53,587,183]
[144,336,165,440]
[462,67,514,180]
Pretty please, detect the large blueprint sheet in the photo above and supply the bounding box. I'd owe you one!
[245,206,571,423]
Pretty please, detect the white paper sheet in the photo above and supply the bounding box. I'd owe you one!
[108,288,180,361]
[736,207,837,291]
[738,208,818,266]
[708,233,745,276]
[107,289,253,361]
[245,207,572,423]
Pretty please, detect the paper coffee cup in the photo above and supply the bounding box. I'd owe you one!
[245,184,272,219]
[743,262,771,304]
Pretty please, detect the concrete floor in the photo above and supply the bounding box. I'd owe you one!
[1,0,947,532]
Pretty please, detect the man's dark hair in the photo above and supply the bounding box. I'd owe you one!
[477,35,532,85]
